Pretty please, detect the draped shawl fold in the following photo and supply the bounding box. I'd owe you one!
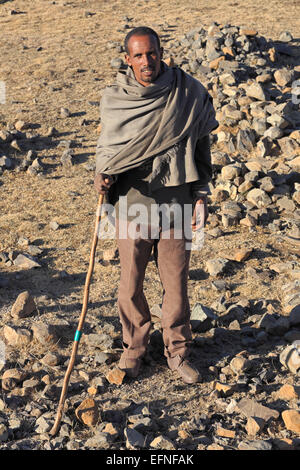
[96,62,218,190]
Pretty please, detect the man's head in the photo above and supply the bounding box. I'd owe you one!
[124,26,163,87]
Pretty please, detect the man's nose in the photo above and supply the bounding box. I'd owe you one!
[141,54,151,66]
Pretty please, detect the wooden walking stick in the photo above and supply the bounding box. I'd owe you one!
[50,193,104,437]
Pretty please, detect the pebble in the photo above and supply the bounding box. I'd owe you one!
[75,398,99,427]
[3,325,33,347]
[11,291,37,319]
[106,368,126,385]
[282,410,300,434]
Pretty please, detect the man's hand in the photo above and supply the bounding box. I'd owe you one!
[94,173,115,195]
[191,196,208,232]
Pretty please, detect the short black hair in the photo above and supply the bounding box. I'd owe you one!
[124,26,160,54]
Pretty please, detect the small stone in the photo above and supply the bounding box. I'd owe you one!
[75,398,99,426]
[106,368,125,385]
[3,325,32,347]
[282,410,300,434]
[60,107,70,118]
[32,322,57,346]
[41,352,61,367]
[103,422,119,436]
[2,368,27,391]
[206,258,229,276]
[279,31,293,42]
[216,426,235,438]
[35,415,53,434]
[87,385,98,396]
[124,427,146,449]
[229,356,251,374]
[238,440,272,450]
[150,435,176,450]
[274,68,294,87]
[245,82,267,101]
[110,58,124,69]
[49,221,60,231]
[11,291,37,319]
[213,381,237,397]
[246,416,265,436]
[236,398,279,422]
[61,150,74,167]
[13,253,41,269]
[279,344,300,374]
[247,188,271,208]
[226,249,252,263]
[190,303,217,332]
[0,424,9,442]
[275,384,299,401]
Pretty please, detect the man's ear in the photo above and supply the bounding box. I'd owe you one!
[125,53,132,67]
[160,47,164,60]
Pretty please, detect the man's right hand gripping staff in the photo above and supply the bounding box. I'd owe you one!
[94,173,115,195]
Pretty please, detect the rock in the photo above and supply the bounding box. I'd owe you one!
[275,384,300,401]
[0,424,9,442]
[235,398,280,422]
[282,410,300,434]
[246,416,265,436]
[238,440,272,450]
[206,258,229,276]
[35,415,53,434]
[225,248,252,262]
[0,156,13,169]
[213,381,237,397]
[75,398,99,427]
[264,126,284,140]
[41,352,61,367]
[246,188,271,208]
[274,68,294,87]
[110,58,124,69]
[150,435,176,450]
[258,313,290,336]
[61,150,74,167]
[11,291,37,319]
[3,325,33,347]
[13,253,41,269]
[216,426,236,438]
[124,427,146,449]
[49,220,60,231]
[245,82,267,101]
[150,304,162,319]
[229,356,251,375]
[221,164,242,180]
[106,368,126,385]
[84,333,113,350]
[279,344,300,374]
[60,107,70,118]
[2,368,27,391]
[190,303,217,332]
[279,31,293,42]
[32,322,57,346]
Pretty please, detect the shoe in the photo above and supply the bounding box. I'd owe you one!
[119,355,142,378]
[167,355,201,384]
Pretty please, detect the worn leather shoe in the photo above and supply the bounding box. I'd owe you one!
[167,355,201,384]
[118,355,142,378]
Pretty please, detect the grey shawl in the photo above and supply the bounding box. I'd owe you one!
[96,62,218,190]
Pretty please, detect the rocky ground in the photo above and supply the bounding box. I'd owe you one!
[0,0,300,451]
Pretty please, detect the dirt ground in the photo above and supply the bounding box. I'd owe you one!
[0,0,300,451]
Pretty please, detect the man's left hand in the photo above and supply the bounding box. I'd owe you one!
[191,196,208,231]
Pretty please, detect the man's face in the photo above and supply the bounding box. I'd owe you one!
[125,34,163,87]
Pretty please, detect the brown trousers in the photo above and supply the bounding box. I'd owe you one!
[116,221,192,360]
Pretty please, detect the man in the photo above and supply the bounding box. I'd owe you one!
[94,26,218,383]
